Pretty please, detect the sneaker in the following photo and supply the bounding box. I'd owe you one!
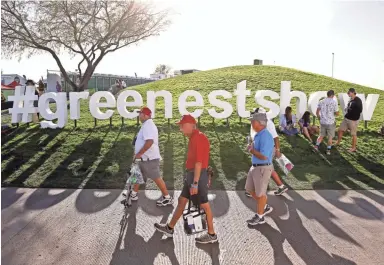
[247,214,266,225]
[156,196,173,206]
[195,233,218,244]
[326,149,331,155]
[123,193,139,201]
[154,223,174,237]
[264,204,273,215]
[245,191,252,198]
[274,185,288,196]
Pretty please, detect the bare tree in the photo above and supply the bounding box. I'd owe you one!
[154,64,171,75]
[1,1,171,91]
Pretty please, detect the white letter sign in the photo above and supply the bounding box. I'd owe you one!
[178,90,204,118]
[117,90,143,119]
[208,90,233,118]
[89,92,116,119]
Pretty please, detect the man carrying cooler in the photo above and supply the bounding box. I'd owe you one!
[154,114,218,244]
[128,106,173,206]
[246,112,274,225]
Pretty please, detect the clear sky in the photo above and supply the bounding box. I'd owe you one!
[1,0,384,90]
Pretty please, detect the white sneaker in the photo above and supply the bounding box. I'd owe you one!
[130,192,138,201]
[156,196,173,206]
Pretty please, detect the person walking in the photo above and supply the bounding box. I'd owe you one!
[247,107,288,196]
[128,106,173,206]
[154,114,218,244]
[246,112,274,225]
[315,90,339,155]
[335,88,363,152]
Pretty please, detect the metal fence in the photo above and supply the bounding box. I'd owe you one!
[63,72,157,92]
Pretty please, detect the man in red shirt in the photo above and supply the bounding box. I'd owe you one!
[155,114,218,244]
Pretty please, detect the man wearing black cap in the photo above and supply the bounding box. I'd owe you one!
[335,88,363,152]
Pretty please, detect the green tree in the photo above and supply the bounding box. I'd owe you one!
[1,1,171,91]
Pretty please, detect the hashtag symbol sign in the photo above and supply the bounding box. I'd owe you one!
[8,86,38,123]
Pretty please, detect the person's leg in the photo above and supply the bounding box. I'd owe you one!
[336,119,348,145]
[154,195,188,237]
[133,184,140,193]
[144,160,173,206]
[326,124,335,155]
[271,170,283,186]
[200,203,214,234]
[247,166,272,225]
[154,173,190,233]
[315,125,326,151]
[153,177,169,196]
[351,135,357,151]
[168,196,188,228]
[302,127,312,142]
[272,170,288,195]
[349,120,358,151]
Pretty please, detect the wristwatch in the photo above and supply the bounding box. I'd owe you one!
[191,181,198,188]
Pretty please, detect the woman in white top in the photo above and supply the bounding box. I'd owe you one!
[279,106,299,136]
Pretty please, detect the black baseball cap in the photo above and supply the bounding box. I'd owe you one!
[348,88,356,94]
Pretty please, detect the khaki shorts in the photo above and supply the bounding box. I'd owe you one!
[340,118,358,136]
[320,123,336,138]
[245,165,273,197]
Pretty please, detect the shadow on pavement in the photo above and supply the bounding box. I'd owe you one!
[1,188,25,210]
[109,203,180,265]
[24,133,103,210]
[196,242,221,265]
[239,190,358,265]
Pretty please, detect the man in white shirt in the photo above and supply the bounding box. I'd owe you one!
[247,107,288,196]
[315,90,339,155]
[129,107,173,206]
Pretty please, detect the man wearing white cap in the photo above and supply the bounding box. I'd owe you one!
[247,107,288,196]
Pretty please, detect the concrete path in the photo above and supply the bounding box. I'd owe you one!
[2,188,384,265]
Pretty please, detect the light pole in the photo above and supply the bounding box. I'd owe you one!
[332,52,334,78]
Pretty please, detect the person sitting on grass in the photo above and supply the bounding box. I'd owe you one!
[299,111,319,142]
[279,106,299,136]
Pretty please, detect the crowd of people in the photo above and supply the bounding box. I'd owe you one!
[129,87,364,245]
[278,88,363,154]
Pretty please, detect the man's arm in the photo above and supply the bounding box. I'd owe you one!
[316,108,321,118]
[250,144,268,160]
[136,139,154,157]
[194,162,202,183]
[274,137,281,157]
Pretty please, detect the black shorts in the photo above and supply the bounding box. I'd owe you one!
[180,169,209,204]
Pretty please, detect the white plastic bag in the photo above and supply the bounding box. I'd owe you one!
[129,163,145,184]
[275,153,294,176]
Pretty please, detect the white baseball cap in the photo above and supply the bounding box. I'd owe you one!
[252,107,267,114]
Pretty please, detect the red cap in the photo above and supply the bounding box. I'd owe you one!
[137,106,152,117]
[176,114,197,125]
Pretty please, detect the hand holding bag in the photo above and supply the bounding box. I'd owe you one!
[275,153,294,176]
[183,195,207,235]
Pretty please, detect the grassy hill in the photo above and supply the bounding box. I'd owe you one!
[2,65,384,191]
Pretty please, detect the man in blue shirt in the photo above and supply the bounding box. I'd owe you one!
[246,112,274,225]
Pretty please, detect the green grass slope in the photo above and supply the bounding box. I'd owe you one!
[2,65,384,191]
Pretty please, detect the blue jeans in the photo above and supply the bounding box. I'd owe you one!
[282,128,299,136]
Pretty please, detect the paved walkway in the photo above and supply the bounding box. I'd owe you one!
[2,188,384,265]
